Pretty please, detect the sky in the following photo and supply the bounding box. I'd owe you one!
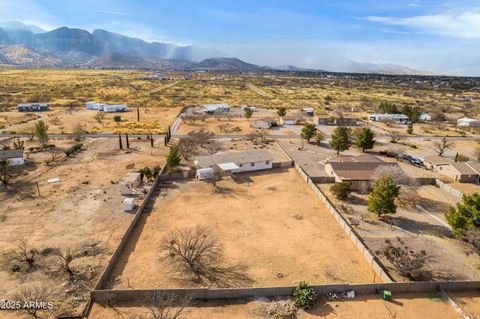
[1,0,480,75]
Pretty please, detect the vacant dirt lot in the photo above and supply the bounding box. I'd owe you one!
[0,138,167,316]
[450,182,480,195]
[1,107,180,134]
[106,168,376,289]
[450,291,480,318]
[88,293,463,319]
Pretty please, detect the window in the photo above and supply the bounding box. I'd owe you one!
[239,163,243,167]
[265,161,270,165]
[251,162,255,167]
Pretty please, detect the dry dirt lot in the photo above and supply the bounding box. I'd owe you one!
[0,107,180,134]
[450,182,480,195]
[320,184,480,281]
[449,291,480,319]
[176,109,304,136]
[106,168,376,290]
[0,137,167,317]
[88,293,463,319]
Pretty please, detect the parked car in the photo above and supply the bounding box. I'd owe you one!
[379,150,397,158]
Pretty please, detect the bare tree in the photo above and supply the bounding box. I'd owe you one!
[53,248,81,281]
[245,132,262,143]
[389,132,400,143]
[430,137,454,156]
[94,110,106,123]
[207,140,221,155]
[13,284,54,318]
[72,123,85,142]
[12,240,38,270]
[0,160,24,191]
[372,165,412,186]
[376,237,430,281]
[160,226,223,281]
[188,130,214,147]
[177,138,198,160]
[138,294,192,319]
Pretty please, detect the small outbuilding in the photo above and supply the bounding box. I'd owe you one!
[201,103,231,115]
[251,117,276,129]
[122,198,135,212]
[301,108,315,116]
[457,117,480,127]
[279,116,297,125]
[120,172,141,195]
[419,113,432,122]
[0,149,24,165]
[196,167,215,180]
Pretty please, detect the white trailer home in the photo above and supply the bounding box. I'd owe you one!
[368,113,410,124]
[251,117,276,129]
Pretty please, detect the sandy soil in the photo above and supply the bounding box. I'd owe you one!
[320,184,480,281]
[106,168,376,289]
[0,107,180,134]
[0,138,167,316]
[88,293,463,319]
[450,182,480,195]
[450,291,480,319]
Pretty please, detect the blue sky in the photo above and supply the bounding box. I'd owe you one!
[1,0,480,75]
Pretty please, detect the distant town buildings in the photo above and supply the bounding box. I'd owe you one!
[17,103,49,112]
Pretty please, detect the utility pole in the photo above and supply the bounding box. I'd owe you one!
[137,106,140,122]
[125,133,130,148]
[118,134,123,149]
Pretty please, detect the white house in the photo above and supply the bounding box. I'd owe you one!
[103,104,128,113]
[201,103,231,115]
[368,113,410,124]
[457,117,480,127]
[419,113,432,122]
[0,149,24,166]
[279,116,297,125]
[251,117,276,129]
[18,103,49,112]
[122,198,135,212]
[194,150,273,174]
[86,102,128,112]
[196,167,215,180]
[120,172,141,195]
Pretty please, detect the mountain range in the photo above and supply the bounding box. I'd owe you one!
[0,22,430,75]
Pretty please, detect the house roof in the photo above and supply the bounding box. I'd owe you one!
[329,162,401,181]
[328,154,384,163]
[450,162,478,175]
[256,117,276,122]
[18,103,48,107]
[0,149,23,160]
[281,116,297,121]
[466,162,480,174]
[195,150,273,168]
[424,155,453,165]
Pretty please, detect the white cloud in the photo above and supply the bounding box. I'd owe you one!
[366,10,480,38]
[0,0,61,30]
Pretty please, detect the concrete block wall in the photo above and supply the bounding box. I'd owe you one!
[435,179,464,200]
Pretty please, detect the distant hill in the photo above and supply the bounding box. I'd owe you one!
[0,21,433,75]
[346,61,433,76]
[196,57,263,71]
[0,44,61,66]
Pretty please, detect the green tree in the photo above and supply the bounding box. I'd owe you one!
[355,127,376,152]
[166,145,182,168]
[368,175,400,217]
[406,123,414,135]
[113,115,122,122]
[301,123,317,143]
[244,107,253,119]
[34,120,49,149]
[330,126,352,155]
[313,130,325,146]
[446,193,480,237]
[277,107,287,116]
[379,101,399,114]
[330,182,351,199]
[401,105,421,123]
[293,282,317,309]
